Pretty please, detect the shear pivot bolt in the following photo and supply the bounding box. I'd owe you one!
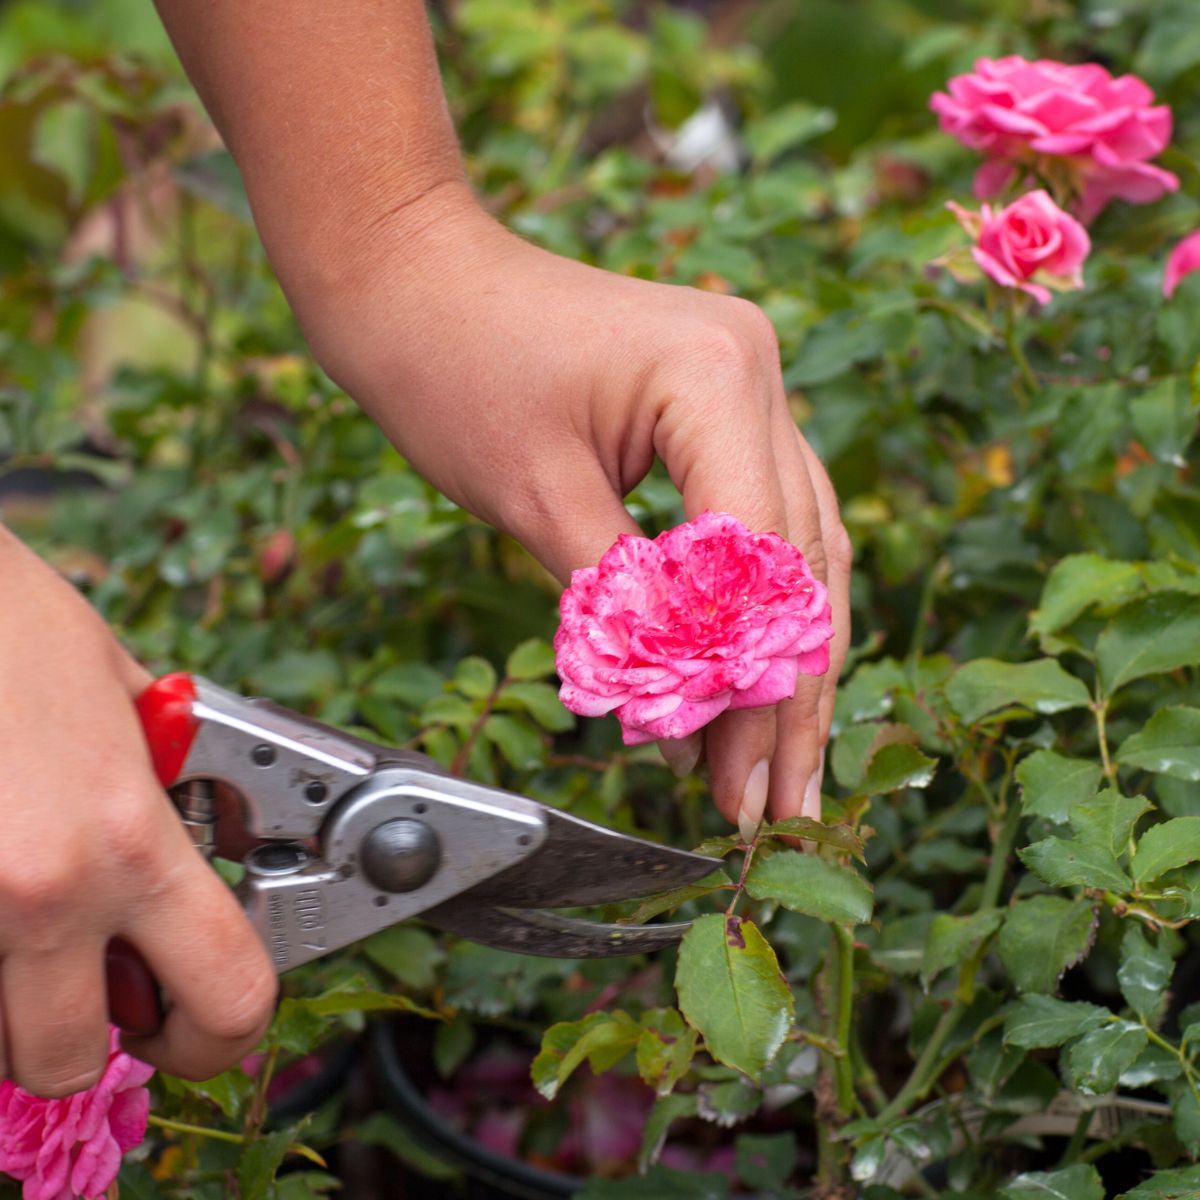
[361,819,440,893]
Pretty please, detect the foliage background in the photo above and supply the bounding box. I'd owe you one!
[3,0,1200,1196]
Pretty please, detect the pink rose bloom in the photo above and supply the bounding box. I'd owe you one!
[554,511,833,746]
[0,1028,154,1200]
[930,56,1178,221]
[948,189,1090,305]
[1163,230,1200,298]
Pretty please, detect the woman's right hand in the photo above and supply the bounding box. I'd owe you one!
[0,527,276,1095]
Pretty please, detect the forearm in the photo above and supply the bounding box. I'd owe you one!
[152,0,474,297]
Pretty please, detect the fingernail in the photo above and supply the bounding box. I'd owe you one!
[737,759,770,844]
[803,750,826,820]
[659,733,702,778]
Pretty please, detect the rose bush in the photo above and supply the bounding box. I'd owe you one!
[1163,230,1200,297]
[554,512,833,745]
[948,189,1090,304]
[3,2,1200,1198]
[930,55,1178,219]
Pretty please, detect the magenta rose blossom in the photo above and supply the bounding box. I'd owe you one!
[1163,231,1200,298]
[0,1028,154,1200]
[948,189,1089,305]
[554,511,833,745]
[931,56,1178,221]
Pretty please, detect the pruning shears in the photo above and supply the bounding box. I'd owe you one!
[107,673,717,1035]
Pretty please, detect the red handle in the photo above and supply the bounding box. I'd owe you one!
[134,671,200,788]
[108,674,201,1036]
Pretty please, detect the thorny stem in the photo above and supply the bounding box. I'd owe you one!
[450,677,508,776]
[878,764,1021,1125]
[147,1115,326,1167]
[724,836,760,917]
[1004,297,1037,409]
[832,925,856,1114]
[906,558,947,668]
[244,1044,280,1142]
[1092,696,1118,786]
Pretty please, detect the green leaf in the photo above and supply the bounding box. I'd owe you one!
[532,1011,642,1100]
[757,816,865,860]
[997,896,1096,994]
[31,99,94,204]
[1117,925,1173,1023]
[579,1165,729,1200]
[252,650,341,703]
[271,980,437,1053]
[1132,817,1200,884]
[1118,707,1200,781]
[352,1112,460,1182]
[482,713,544,770]
[116,1164,168,1200]
[1136,8,1200,83]
[636,1008,698,1096]
[786,311,883,387]
[1000,1164,1104,1200]
[743,101,836,164]
[506,637,557,680]
[859,743,937,794]
[237,1126,300,1200]
[1068,790,1152,858]
[1120,1164,1200,1199]
[1018,837,1132,893]
[496,681,575,731]
[420,694,477,729]
[625,873,730,924]
[1097,592,1200,695]
[433,1013,475,1078]
[1002,995,1110,1049]
[735,1132,799,1191]
[1131,376,1200,466]
[946,658,1091,726]
[920,909,1004,989]
[745,851,873,925]
[452,656,497,699]
[1171,1079,1200,1151]
[1031,554,1143,639]
[370,663,445,707]
[639,1093,699,1172]
[362,926,445,991]
[160,1068,254,1119]
[275,1173,342,1199]
[675,914,793,1082]
[1064,1020,1148,1094]
[697,1077,761,1125]
[1017,751,1104,823]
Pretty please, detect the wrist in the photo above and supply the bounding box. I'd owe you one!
[280,181,522,387]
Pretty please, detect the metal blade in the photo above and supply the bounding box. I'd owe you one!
[422,899,692,957]
[445,807,718,909]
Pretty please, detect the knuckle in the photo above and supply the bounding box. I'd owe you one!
[200,968,277,1045]
[826,522,854,574]
[728,297,779,352]
[15,1035,107,1099]
[2,863,77,938]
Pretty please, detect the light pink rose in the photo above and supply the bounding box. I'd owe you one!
[948,189,1090,305]
[0,1028,154,1200]
[930,56,1178,221]
[554,511,834,746]
[1163,231,1200,298]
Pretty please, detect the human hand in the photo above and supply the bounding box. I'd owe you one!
[0,529,276,1094]
[288,191,852,834]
